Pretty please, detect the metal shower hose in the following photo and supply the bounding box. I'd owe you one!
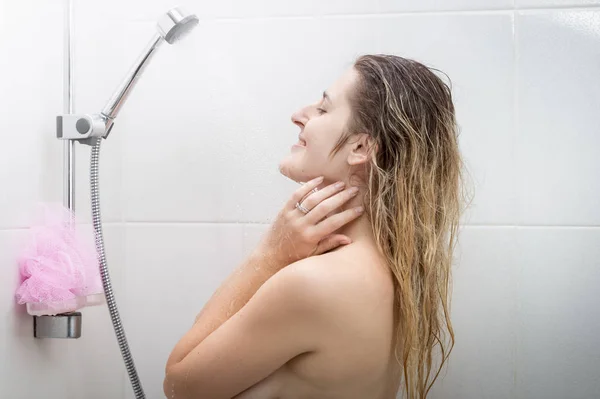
[90,137,146,398]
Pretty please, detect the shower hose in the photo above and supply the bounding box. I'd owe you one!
[90,137,146,398]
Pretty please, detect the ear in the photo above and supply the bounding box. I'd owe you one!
[347,133,374,166]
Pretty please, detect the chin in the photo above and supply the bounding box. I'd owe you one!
[278,160,295,181]
[278,163,304,184]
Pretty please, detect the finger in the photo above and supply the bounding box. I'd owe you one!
[288,176,324,208]
[305,187,360,224]
[314,234,351,255]
[314,206,364,238]
[299,180,346,211]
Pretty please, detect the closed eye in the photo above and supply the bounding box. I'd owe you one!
[316,108,326,115]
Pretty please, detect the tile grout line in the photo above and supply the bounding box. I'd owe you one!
[513,9,521,229]
[512,7,520,399]
[2,222,600,230]
[117,222,600,228]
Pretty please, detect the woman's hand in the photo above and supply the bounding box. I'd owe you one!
[254,176,364,271]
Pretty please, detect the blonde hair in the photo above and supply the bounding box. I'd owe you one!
[330,54,472,399]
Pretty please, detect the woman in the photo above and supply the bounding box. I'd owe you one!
[164,54,468,399]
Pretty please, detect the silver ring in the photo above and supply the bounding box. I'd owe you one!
[295,202,310,214]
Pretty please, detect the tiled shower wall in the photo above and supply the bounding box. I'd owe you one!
[1,0,598,398]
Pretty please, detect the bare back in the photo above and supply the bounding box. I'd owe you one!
[233,243,402,399]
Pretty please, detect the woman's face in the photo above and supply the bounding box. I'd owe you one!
[279,67,366,184]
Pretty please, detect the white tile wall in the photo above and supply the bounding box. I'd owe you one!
[517,0,600,7]
[73,0,521,20]
[0,0,63,230]
[516,10,600,225]
[515,228,600,399]
[2,0,600,398]
[73,16,137,224]
[208,0,379,18]
[377,13,516,225]
[428,227,518,399]
[71,0,379,21]
[379,0,513,13]
[121,224,245,398]
[64,224,127,399]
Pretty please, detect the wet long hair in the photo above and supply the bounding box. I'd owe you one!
[330,54,472,399]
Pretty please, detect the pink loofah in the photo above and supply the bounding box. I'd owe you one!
[14,203,105,316]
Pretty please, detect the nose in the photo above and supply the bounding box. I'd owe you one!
[291,106,308,129]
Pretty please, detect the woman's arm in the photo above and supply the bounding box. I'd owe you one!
[163,255,333,399]
[165,247,282,370]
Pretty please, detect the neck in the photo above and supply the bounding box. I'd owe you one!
[327,190,375,247]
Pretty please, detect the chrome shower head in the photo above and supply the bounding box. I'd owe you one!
[99,7,199,132]
[56,7,199,141]
[157,7,199,44]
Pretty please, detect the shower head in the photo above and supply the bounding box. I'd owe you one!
[99,7,199,133]
[56,7,199,141]
[157,8,199,44]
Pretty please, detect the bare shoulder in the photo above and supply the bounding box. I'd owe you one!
[320,242,394,296]
[275,243,394,315]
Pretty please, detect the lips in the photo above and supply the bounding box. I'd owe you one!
[298,136,307,146]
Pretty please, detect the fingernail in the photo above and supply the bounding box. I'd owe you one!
[313,176,324,184]
[349,187,359,195]
[335,181,345,189]
[355,206,364,214]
